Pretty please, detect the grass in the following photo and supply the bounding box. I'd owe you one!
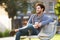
[51,34,60,40]
[20,34,60,40]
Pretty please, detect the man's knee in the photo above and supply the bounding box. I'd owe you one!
[16,31,21,36]
[27,24,33,27]
[27,24,34,29]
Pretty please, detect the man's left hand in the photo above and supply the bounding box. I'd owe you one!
[37,23,42,27]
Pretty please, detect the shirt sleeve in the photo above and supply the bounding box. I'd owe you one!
[18,15,34,30]
[40,16,54,26]
[27,15,33,25]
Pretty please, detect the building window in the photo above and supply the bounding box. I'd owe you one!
[49,2,54,13]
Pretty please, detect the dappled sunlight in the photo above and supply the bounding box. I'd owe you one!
[0,5,11,32]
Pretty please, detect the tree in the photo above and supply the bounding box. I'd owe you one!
[0,0,28,18]
[6,0,17,18]
[0,0,17,18]
[15,0,28,14]
[55,0,60,20]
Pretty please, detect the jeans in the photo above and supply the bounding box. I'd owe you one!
[15,24,39,40]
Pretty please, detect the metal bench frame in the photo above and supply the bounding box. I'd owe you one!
[20,20,57,40]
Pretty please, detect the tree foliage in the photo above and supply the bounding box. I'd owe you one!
[0,0,28,18]
[55,1,60,19]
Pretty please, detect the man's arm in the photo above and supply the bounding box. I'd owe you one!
[27,15,39,28]
[41,18,53,26]
[39,16,54,27]
[15,15,33,32]
[27,15,34,25]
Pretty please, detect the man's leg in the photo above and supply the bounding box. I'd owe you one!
[15,24,39,40]
[26,24,39,35]
[15,28,29,40]
[15,31,22,40]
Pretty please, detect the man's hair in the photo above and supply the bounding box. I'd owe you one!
[35,3,45,12]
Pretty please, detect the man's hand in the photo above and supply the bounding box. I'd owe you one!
[33,22,42,28]
[38,23,42,27]
[33,24,38,28]
[15,29,19,32]
[33,22,39,28]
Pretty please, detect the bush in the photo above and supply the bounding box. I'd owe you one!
[0,29,10,38]
[0,32,3,38]
[3,29,10,37]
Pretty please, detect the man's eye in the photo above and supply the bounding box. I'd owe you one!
[38,8,40,9]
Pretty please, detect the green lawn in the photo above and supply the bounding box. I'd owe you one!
[21,34,60,40]
[51,34,60,40]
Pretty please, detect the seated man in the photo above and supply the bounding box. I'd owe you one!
[14,3,54,40]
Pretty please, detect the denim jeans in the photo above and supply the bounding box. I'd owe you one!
[15,24,39,40]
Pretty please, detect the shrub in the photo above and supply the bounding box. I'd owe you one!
[3,29,10,37]
[0,29,10,37]
[0,32,3,37]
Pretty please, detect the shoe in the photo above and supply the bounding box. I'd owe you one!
[10,30,16,36]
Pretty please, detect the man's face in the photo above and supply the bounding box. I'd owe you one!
[36,6,43,14]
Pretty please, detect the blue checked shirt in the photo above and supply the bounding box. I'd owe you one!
[27,14,54,26]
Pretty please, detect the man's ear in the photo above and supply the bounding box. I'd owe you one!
[41,8,44,11]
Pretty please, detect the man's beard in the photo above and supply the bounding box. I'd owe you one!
[37,11,41,14]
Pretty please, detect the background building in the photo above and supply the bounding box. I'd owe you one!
[27,0,57,14]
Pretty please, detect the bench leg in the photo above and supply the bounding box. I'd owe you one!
[29,38,31,40]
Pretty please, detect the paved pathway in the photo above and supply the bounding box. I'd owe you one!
[0,36,15,40]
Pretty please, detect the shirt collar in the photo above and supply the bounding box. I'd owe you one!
[36,13,44,18]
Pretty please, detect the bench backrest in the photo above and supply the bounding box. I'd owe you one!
[38,20,57,39]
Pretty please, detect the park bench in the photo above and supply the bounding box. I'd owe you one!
[20,20,57,40]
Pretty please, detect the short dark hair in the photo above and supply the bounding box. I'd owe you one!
[35,3,45,11]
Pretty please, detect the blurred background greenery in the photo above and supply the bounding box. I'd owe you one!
[0,0,60,38]
[0,29,10,37]
[55,0,60,20]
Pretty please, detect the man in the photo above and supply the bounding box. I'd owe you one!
[15,3,53,40]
